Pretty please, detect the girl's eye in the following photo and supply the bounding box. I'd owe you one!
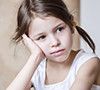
[56,26,64,32]
[37,35,46,40]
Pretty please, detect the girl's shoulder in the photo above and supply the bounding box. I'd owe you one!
[75,49,99,67]
[76,49,97,59]
[75,49,100,87]
[75,48,99,69]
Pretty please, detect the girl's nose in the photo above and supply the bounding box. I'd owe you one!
[50,35,60,47]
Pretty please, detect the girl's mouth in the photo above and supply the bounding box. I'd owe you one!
[50,49,65,57]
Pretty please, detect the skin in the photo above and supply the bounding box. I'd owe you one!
[29,16,73,63]
[7,16,100,90]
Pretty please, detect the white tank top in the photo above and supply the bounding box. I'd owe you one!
[31,49,100,90]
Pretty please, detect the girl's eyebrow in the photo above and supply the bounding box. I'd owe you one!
[33,32,45,38]
[52,22,65,32]
[33,22,65,38]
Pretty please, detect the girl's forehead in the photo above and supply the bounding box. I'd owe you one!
[29,16,65,34]
[30,16,64,26]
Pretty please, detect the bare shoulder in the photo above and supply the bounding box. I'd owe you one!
[77,57,100,85]
[95,57,100,85]
[70,57,100,90]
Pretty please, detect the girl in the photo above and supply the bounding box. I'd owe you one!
[7,0,100,90]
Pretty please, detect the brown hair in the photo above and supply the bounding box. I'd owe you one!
[13,0,95,53]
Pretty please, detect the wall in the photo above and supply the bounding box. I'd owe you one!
[80,0,100,57]
[64,0,80,50]
[0,0,80,89]
[0,0,27,89]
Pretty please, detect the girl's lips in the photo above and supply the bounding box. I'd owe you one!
[50,49,65,57]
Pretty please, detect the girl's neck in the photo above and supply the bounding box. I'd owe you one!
[45,50,80,85]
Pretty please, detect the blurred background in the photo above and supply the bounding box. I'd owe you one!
[0,0,99,89]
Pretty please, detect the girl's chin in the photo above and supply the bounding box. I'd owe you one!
[47,59,67,64]
[47,55,68,63]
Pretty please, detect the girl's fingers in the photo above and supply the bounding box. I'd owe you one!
[22,34,34,49]
[22,34,31,44]
[22,34,42,54]
[22,34,46,60]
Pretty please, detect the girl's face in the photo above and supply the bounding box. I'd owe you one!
[29,16,73,62]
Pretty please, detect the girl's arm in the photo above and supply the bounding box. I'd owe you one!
[7,34,45,90]
[7,54,40,90]
[24,81,32,90]
[70,57,100,90]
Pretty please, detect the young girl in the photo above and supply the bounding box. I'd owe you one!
[7,0,100,90]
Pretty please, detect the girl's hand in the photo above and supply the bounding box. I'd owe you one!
[7,34,45,90]
[22,34,45,61]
